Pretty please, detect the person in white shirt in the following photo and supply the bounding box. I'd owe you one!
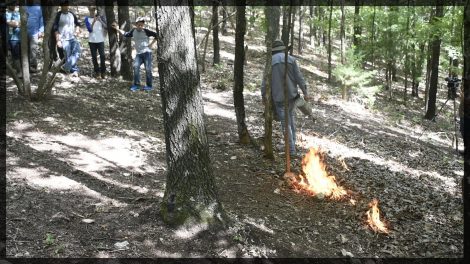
[52,0,81,77]
[85,6,107,79]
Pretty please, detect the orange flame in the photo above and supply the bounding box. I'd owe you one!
[294,147,347,200]
[366,199,390,234]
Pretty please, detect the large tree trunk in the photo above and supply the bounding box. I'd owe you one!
[262,6,279,160]
[424,4,444,120]
[212,3,220,65]
[233,5,250,144]
[462,0,470,259]
[327,2,333,82]
[155,4,225,227]
[117,1,133,81]
[105,3,120,77]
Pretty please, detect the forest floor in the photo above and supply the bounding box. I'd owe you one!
[5,26,465,258]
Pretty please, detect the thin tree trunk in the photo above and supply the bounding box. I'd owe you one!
[118,1,133,81]
[462,0,470,259]
[233,5,250,144]
[298,4,303,55]
[283,5,293,173]
[289,6,296,56]
[353,2,361,48]
[340,1,345,64]
[221,0,228,35]
[281,6,289,46]
[404,3,410,105]
[370,4,376,67]
[309,3,314,49]
[155,3,225,227]
[105,3,120,77]
[212,3,220,65]
[327,2,333,82]
[262,6,279,159]
[19,6,31,98]
[34,4,64,100]
[424,4,444,120]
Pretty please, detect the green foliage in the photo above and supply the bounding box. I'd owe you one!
[44,233,55,247]
[333,47,378,106]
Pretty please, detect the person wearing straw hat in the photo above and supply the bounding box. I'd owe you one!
[261,39,311,157]
[111,17,157,91]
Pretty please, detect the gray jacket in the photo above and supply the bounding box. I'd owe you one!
[261,52,308,103]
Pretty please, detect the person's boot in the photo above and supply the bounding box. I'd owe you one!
[13,60,22,78]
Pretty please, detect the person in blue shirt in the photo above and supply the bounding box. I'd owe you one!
[26,5,44,73]
[111,17,157,91]
[6,4,22,78]
[52,0,81,78]
[261,40,311,157]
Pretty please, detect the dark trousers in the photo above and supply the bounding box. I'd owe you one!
[8,40,21,60]
[89,42,105,74]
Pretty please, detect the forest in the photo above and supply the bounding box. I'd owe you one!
[3,0,470,261]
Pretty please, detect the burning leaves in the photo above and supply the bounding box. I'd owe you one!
[283,146,391,235]
[290,147,347,200]
[366,199,390,234]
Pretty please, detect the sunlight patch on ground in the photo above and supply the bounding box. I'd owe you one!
[299,133,458,195]
[218,50,235,62]
[7,122,165,196]
[302,63,328,79]
[173,222,209,240]
[202,92,236,120]
[7,166,126,206]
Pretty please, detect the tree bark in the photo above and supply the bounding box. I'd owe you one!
[19,6,31,98]
[327,2,333,82]
[105,2,120,77]
[462,0,470,260]
[298,4,303,55]
[353,2,361,48]
[34,4,64,100]
[340,1,345,64]
[289,6,296,56]
[404,3,411,105]
[221,0,228,35]
[118,1,133,81]
[309,3,315,49]
[281,6,289,46]
[233,5,250,144]
[263,6,278,160]
[212,3,220,65]
[424,4,444,120]
[370,5,376,67]
[283,5,293,173]
[155,3,225,227]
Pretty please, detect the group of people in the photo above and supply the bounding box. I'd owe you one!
[2,3,44,77]
[3,1,312,156]
[3,0,158,91]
